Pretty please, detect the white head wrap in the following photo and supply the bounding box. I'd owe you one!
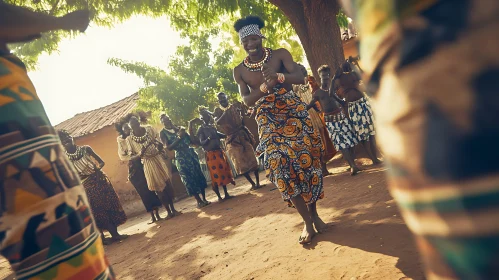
[238,24,266,41]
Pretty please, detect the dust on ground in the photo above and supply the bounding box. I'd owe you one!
[0,156,424,280]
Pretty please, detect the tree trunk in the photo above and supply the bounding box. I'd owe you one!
[268,0,344,79]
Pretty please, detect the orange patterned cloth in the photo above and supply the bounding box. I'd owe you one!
[205,149,235,187]
[255,87,324,205]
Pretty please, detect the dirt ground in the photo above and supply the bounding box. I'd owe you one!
[0,157,425,280]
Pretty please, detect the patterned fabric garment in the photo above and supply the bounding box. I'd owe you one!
[0,53,114,279]
[255,87,324,205]
[344,0,499,278]
[160,130,207,196]
[127,126,171,192]
[216,104,259,175]
[294,82,337,162]
[324,110,359,151]
[69,146,127,232]
[117,137,162,212]
[347,96,376,141]
[205,150,236,187]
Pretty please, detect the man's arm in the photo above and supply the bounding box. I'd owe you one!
[279,49,305,85]
[328,80,347,106]
[306,94,320,111]
[197,129,210,146]
[0,2,89,43]
[234,66,266,107]
[85,146,105,169]
[216,131,227,139]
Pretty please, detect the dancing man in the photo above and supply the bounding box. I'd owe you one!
[127,115,181,219]
[295,64,336,176]
[116,120,163,223]
[213,92,262,190]
[332,61,381,164]
[58,130,128,244]
[0,3,114,278]
[312,65,360,175]
[233,15,326,244]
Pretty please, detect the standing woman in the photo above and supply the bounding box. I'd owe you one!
[57,130,128,244]
[160,114,210,208]
[126,115,180,219]
[116,120,163,224]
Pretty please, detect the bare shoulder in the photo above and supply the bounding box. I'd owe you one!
[274,48,291,56]
[233,62,244,74]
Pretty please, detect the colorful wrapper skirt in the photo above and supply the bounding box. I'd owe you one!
[82,170,127,232]
[348,96,376,141]
[255,87,324,205]
[205,149,236,187]
[324,109,359,151]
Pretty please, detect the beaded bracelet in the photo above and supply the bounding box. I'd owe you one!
[260,83,268,93]
[277,73,285,83]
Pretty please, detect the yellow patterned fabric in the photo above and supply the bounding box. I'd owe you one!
[345,0,499,278]
[0,53,114,279]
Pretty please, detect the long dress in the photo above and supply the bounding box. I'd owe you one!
[68,145,127,231]
[126,126,172,193]
[160,129,207,195]
[117,136,162,212]
[216,104,259,175]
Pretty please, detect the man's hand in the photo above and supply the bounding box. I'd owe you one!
[59,10,90,32]
[262,63,278,88]
[178,128,187,137]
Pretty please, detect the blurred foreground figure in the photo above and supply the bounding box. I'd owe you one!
[341,0,499,278]
[0,2,115,279]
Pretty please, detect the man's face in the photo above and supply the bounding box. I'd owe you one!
[242,35,263,57]
[60,135,74,150]
[129,116,140,130]
[218,94,229,108]
[319,71,331,87]
[160,115,172,128]
[122,124,131,136]
[200,110,212,124]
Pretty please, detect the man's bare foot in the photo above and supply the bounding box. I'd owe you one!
[351,168,360,176]
[147,218,157,225]
[102,238,113,245]
[323,170,332,177]
[298,224,316,245]
[218,197,224,203]
[224,194,233,200]
[313,216,328,233]
[372,159,383,166]
[165,213,175,220]
[173,210,182,216]
[203,199,211,205]
[197,201,209,209]
[111,234,129,242]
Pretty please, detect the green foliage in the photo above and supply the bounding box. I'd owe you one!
[336,9,349,29]
[108,29,238,126]
[8,0,351,69]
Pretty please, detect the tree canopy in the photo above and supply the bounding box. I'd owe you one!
[8,0,348,70]
[108,29,238,125]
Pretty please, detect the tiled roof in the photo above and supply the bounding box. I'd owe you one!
[55,93,138,137]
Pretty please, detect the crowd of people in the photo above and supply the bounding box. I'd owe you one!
[1,1,498,279]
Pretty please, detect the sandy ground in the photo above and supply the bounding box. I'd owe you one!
[0,157,425,280]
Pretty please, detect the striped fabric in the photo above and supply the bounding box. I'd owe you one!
[345,0,499,278]
[0,53,114,279]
